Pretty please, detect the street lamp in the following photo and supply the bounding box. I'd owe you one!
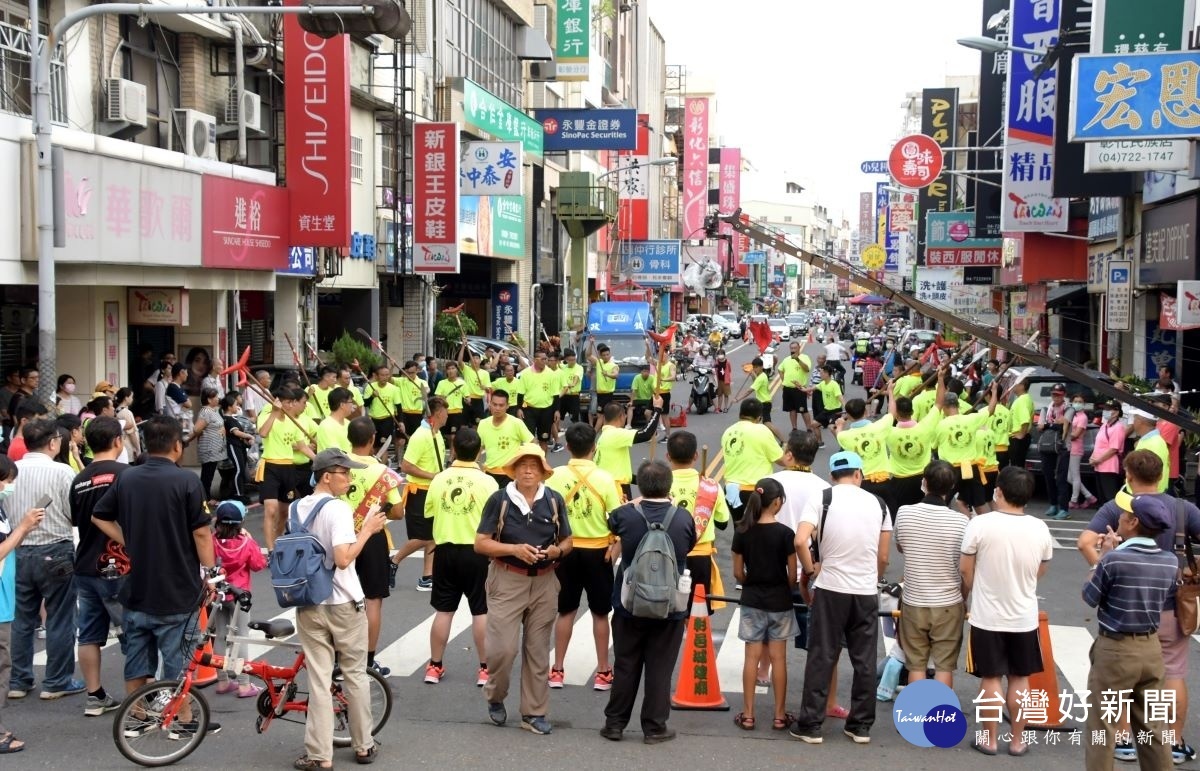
[594,156,677,183]
[956,35,1045,57]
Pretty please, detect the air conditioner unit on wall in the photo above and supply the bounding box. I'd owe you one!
[528,61,557,82]
[222,89,265,135]
[173,109,218,160]
[105,78,147,126]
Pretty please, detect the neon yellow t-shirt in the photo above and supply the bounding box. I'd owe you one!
[402,424,444,488]
[463,366,491,399]
[477,414,534,471]
[751,372,771,404]
[520,367,557,408]
[886,410,942,478]
[720,420,783,486]
[546,459,621,541]
[424,462,499,545]
[935,411,991,466]
[656,362,675,393]
[777,355,810,389]
[978,425,999,468]
[1009,393,1035,438]
[258,409,317,463]
[631,374,655,401]
[342,453,403,547]
[366,381,401,420]
[594,425,637,483]
[558,363,584,395]
[911,389,936,422]
[836,416,894,477]
[435,378,467,413]
[815,380,842,412]
[394,377,426,414]
[1136,432,1171,492]
[315,416,351,453]
[595,359,619,394]
[304,385,333,421]
[893,373,923,399]
[493,377,523,404]
[670,468,731,546]
[988,403,1012,450]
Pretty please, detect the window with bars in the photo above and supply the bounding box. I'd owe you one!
[0,0,67,124]
[351,135,364,183]
[442,0,521,108]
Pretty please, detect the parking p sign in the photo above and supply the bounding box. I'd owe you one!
[1105,259,1132,332]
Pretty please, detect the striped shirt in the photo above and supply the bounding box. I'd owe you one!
[10,452,76,545]
[893,496,968,607]
[1083,539,1178,634]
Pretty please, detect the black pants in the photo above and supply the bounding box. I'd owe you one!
[797,588,878,735]
[861,479,895,519]
[604,614,686,735]
[685,555,713,616]
[1007,435,1031,470]
[1042,448,1070,510]
[1095,472,1123,506]
[226,441,250,502]
[887,474,924,511]
[200,461,219,499]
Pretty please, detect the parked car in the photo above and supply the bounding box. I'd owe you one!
[786,313,808,337]
[767,317,791,342]
[465,335,530,369]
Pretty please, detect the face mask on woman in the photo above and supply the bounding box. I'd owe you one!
[1072,401,1085,410]
[1102,410,1116,422]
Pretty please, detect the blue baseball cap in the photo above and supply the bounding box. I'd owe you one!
[214,500,247,524]
[829,451,864,473]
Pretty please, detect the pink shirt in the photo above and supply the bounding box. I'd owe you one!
[1091,420,1126,474]
[213,532,266,590]
[1070,411,1089,455]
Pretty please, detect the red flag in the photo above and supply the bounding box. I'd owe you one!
[646,324,678,345]
[749,320,773,354]
[220,346,251,377]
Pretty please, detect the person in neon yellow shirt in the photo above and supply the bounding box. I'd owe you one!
[1006,377,1035,470]
[884,375,945,509]
[630,364,655,429]
[256,386,318,547]
[733,357,784,442]
[545,422,622,691]
[422,426,498,687]
[315,386,356,452]
[668,430,731,614]
[834,397,895,511]
[477,390,534,486]
[651,339,677,444]
[343,416,406,676]
[520,350,559,451]
[366,364,403,454]
[776,342,812,432]
[493,363,525,418]
[557,349,584,426]
[892,362,923,399]
[392,360,429,440]
[436,362,469,459]
[811,365,844,449]
[934,384,997,514]
[304,366,338,422]
[720,399,785,521]
[1130,409,1171,493]
[459,345,492,426]
[334,366,365,418]
[393,396,449,591]
[594,396,662,499]
[587,342,620,429]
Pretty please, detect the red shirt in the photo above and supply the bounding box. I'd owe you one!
[6,434,27,460]
[860,359,883,390]
[1158,419,1182,479]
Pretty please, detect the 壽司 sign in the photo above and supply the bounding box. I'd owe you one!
[887,134,944,188]
[1071,51,1200,142]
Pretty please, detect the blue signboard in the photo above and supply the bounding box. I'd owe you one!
[1146,320,1177,380]
[860,160,888,174]
[534,108,638,151]
[279,246,317,276]
[884,220,900,271]
[620,240,681,286]
[1008,0,1059,139]
[1071,51,1200,141]
[491,282,519,339]
[741,250,766,265]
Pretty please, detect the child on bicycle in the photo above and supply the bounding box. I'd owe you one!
[211,500,266,697]
[731,477,798,732]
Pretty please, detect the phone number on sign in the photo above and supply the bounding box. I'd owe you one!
[1096,151,1178,164]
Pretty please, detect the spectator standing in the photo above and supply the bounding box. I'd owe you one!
[892,460,967,686]
[1082,493,1177,770]
[1090,401,1126,505]
[960,466,1053,756]
[289,448,387,769]
[210,501,265,698]
[601,460,695,744]
[188,388,225,503]
[1066,394,1098,510]
[54,375,81,418]
[4,400,49,462]
[1129,408,1171,493]
[220,394,254,504]
[791,451,891,745]
[0,455,44,754]
[6,418,82,700]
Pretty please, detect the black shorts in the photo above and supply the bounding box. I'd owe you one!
[955,465,989,508]
[260,462,313,503]
[487,472,512,489]
[442,412,465,439]
[782,386,807,413]
[759,401,773,424]
[523,405,554,441]
[685,553,714,616]
[560,394,581,423]
[596,393,615,412]
[372,418,397,447]
[555,547,614,615]
[888,474,925,511]
[966,625,1044,678]
[631,400,652,429]
[354,530,391,600]
[401,412,424,437]
[404,488,434,541]
[813,407,839,428]
[431,543,488,615]
[658,393,671,419]
[469,399,486,424]
[550,396,562,417]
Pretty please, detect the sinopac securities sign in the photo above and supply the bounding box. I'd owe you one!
[283,0,350,247]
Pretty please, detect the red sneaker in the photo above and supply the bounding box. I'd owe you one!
[548,668,565,689]
[476,667,489,687]
[424,663,445,684]
[593,670,614,691]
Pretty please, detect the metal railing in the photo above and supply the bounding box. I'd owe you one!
[0,20,66,123]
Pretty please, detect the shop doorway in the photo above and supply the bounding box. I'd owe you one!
[128,325,174,416]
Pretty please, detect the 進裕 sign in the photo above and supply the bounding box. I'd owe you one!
[460,142,522,196]
[201,176,289,270]
[887,134,944,188]
[620,240,681,286]
[491,282,519,339]
[1106,258,1133,331]
[1071,51,1200,141]
[535,108,637,151]
[413,123,460,273]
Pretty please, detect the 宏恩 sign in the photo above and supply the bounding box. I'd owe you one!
[1071,51,1200,142]
[460,142,522,196]
[413,123,460,273]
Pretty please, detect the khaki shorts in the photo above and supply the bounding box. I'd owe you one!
[717,382,731,396]
[899,602,965,673]
[1159,607,1189,679]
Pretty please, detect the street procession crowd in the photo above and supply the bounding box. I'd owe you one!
[0,317,1197,770]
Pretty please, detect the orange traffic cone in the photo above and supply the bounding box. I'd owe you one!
[1022,611,1065,729]
[670,584,729,711]
[193,605,219,688]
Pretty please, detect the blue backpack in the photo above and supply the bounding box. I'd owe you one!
[270,496,336,607]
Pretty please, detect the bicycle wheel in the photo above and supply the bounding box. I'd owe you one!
[112,680,211,767]
[331,668,393,748]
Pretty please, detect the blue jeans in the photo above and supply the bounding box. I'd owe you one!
[75,574,127,649]
[10,541,77,692]
[123,610,198,683]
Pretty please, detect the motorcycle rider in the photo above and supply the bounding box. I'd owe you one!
[693,345,715,371]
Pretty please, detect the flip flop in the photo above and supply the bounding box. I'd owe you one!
[0,733,25,754]
[972,741,998,756]
[1008,744,1029,757]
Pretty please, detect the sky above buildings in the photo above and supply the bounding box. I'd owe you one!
[652,0,982,225]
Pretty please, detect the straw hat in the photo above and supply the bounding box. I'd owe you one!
[504,443,554,480]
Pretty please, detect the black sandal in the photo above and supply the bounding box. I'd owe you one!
[355,745,378,765]
[293,756,332,770]
[0,733,25,754]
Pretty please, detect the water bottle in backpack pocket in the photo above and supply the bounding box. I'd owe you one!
[619,504,683,619]
[270,496,336,607]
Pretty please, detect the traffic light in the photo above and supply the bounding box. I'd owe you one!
[298,0,412,39]
[703,213,719,238]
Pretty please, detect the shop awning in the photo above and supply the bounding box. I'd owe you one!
[1046,283,1088,307]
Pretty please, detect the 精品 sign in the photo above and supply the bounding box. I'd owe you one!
[1071,51,1200,142]
[620,240,681,286]
[535,108,637,151]
[460,142,523,196]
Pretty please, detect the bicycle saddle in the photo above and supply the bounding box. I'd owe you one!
[249,619,296,639]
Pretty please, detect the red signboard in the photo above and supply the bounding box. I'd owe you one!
[888,134,944,189]
[682,98,710,238]
[284,4,350,247]
[201,176,289,270]
[924,247,1002,267]
[719,148,744,277]
[412,122,460,273]
[889,201,915,233]
[617,114,650,242]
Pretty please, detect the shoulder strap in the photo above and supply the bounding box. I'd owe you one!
[564,465,604,508]
[495,497,510,540]
[814,487,834,563]
[660,504,679,531]
[634,502,650,528]
[1178,498,1196,570]
[300,496,333,532]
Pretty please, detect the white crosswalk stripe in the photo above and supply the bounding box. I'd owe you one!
[374,598,471,678]
[1048,624,1095,696]
[553,612,610,687]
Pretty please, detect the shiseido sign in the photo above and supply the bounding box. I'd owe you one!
[283,2,350,247]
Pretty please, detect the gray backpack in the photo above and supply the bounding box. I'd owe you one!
[620,504,682,619]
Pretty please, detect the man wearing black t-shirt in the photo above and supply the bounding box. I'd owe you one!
[92,416,218,737]
[69,416,127,717]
